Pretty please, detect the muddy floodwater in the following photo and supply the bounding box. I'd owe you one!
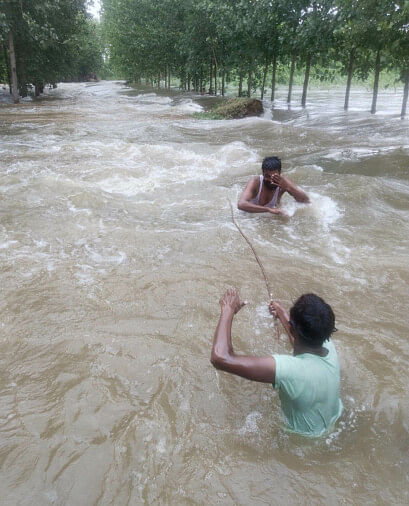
[0,81,408,505]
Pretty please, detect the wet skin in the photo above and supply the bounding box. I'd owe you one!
[237,168,310,216]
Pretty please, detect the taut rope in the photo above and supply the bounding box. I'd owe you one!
[228,199,273,302]
[228,199,280,338]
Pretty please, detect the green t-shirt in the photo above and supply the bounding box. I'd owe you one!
[273,340,343,436]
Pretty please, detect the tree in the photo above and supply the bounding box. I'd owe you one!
[335,0,372,110]
[101,0,409,116]
[387,1,409,118]
[0,0,104,101]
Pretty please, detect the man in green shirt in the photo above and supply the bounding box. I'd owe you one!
[211,288,343,436]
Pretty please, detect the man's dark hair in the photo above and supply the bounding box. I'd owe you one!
[290,294,336,347]
[262,156,281,173]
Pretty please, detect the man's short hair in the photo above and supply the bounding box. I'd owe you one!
[262,156,281,173]
[290,294,336,347]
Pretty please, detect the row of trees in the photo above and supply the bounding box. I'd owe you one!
[101,0,409,117]
[0,0,104,103]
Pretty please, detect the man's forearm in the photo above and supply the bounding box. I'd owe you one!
[238,201,276,213]
[286,183,310,203]
[211,309,235,365]
[276,309,294,345]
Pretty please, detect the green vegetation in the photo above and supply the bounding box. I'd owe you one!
[1,1,408,117]
[198,97,263,119]
[193,111,225,120]
[101,0,409,117]
[0,1,104,102]
[194,97,264,120]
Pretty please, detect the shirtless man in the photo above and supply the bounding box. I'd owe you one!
[211,288,343,436]
[237,156,310,216]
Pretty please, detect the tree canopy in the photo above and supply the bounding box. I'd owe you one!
[101,0,409,116]
[0,0,104,101]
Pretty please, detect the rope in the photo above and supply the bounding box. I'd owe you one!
[228,199,281,339]
[228,199,273,301]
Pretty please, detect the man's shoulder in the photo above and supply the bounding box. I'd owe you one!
[249,175,260,183]
[273,353,305,389]
[243,175,260,193]
[248,175,261,188]
[274,353,303,376]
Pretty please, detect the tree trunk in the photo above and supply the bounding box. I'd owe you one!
[35,82,44,96]
[3,44,11,94]
[287,54,296,103]
[187,73,191,91]
[401,68,409,119]
[8,30,19,103]
[213,61,217,95]
[168,66,171,90]
[371,50,381,114]
[200,67,203,92]
[209,58,213,94]
[271,53,277,102]
[344,49,355,110]
[157,73,160,89]
[247,66,252,97]
[221,67,225,96]
[301,54,311,107]
[261,60,268,100]
[238,71,243,97]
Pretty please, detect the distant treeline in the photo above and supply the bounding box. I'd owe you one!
[0,1,104,102]
[102,0,409,117]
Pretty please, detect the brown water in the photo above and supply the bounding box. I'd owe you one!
[0,81,408,505]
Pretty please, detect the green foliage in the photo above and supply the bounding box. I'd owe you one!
[3,0,408,103]
[193,111,225,120]
[0,0,104,96]
[195,97,263,119]
[100,0,409,91]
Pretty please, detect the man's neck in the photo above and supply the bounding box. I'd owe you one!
[293,341,328,357]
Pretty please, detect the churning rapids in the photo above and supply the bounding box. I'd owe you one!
[0,81,408,504]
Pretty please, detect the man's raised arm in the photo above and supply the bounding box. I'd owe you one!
[211,288,276,384]
[272,174,310,203]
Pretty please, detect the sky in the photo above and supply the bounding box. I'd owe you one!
[87,0,101,19]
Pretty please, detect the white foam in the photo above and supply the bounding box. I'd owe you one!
[215,141,258,166]
[308,191,341,229]
[156,437,166,453]
[33,239,48,248]
[43,490,58,503]
[135,93,172,105]
[97,175,141,196]
[173,99,203,113]
[97,142,225,195]
[238,411,262,435]
[85,245,126,265]
[74,265,94,285]
[69,204,92,215]
[307,164,324,172]
[0,240,18,249]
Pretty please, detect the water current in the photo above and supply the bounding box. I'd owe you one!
[0,81,408,504]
